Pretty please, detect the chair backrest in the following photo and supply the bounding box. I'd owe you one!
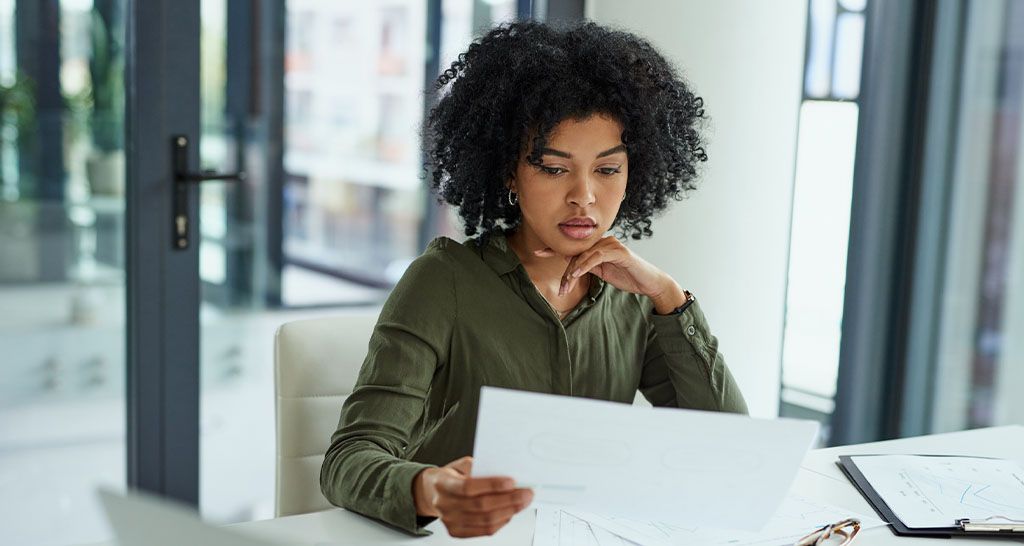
[273,311,378,517]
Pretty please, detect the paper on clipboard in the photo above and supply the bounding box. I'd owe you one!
[847,455,1024,529]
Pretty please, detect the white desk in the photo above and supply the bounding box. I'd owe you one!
[222,425,1023,545]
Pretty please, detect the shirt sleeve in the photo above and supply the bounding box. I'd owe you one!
[637,296,749,414]
[320,241,456,535]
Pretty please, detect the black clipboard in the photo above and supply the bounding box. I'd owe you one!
[837,454,1024,540]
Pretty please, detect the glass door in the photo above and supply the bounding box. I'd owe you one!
[195,0,519,523]
[2,0,528,541]
[4,0,224,542]
[0,1,128,544]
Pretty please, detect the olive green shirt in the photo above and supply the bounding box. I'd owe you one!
[320,234,748,535]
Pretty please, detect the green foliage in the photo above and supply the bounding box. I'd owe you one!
[88,3,124,152]
[0,72,36,189]
[0,71,36,138]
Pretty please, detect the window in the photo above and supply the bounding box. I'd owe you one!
[930,0,1024,433]
[780,0,866,431]
[279,0,518,306]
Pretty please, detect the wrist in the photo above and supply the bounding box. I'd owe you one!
[413,468,440,517]
[649,277,688,315]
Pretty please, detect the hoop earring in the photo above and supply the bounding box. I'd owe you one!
[508,189,519,206]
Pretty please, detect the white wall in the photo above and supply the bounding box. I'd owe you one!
[587,0,808,417]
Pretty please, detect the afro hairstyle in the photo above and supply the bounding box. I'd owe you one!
[425,20,709,244]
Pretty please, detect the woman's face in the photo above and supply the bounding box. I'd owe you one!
[510,114,629,256]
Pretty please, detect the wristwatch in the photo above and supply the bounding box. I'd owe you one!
[662,290,695,315]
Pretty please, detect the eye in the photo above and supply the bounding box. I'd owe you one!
[596,167,622,176]
[537,165,568,176]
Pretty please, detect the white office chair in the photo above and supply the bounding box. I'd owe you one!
[274,311,379,517]
[274,309,652,517]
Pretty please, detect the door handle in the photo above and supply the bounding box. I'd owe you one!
[171,135,247,250]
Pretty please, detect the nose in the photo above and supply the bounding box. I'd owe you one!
[566,172,597,207]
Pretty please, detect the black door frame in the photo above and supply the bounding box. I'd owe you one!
[125,0,201,504]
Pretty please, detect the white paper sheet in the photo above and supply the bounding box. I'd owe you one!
[534,508,642,546]
[561,494,887,546]
[473,387,819,530]
[849,455,1024,529]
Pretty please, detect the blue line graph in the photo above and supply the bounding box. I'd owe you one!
[851,456,1024,529]
[904,462,1024,517]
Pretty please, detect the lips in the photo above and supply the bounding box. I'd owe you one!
[558,217,598,240]
[559,217,597,228]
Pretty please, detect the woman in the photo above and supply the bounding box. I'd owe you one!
[320,21,748,538]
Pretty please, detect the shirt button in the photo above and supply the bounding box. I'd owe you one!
[686,325,696,336]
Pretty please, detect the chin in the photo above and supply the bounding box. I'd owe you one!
[544,234,598,256]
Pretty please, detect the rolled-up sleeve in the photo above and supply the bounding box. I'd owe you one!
[320,241,456,535]
[637,297,748,414]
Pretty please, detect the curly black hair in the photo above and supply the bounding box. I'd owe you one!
[424,21,708,244]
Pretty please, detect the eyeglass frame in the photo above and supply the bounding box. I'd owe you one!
[795,517,861,545]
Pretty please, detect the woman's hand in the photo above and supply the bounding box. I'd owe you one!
[413,456,534,538]
[534,235,688,314]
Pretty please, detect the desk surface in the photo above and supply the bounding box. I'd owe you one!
[223,425,1024,545]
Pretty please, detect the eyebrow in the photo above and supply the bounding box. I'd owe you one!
[538,144,627,159]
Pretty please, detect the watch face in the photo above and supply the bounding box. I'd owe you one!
[676,292,695,314]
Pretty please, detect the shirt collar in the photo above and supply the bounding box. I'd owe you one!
[468,232,607,301]
[472,231,521,276]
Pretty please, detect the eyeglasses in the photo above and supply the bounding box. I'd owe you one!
[795,518,861,545]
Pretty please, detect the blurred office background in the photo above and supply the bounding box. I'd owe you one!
[0,0,1021,544]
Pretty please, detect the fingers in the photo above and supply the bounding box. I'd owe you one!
[444,507,517,537]
[436,473,516,497]
[446,456,472,476]
[536,236,624,296]
[435,487,532,515]
[439,488,535,538]
[430,456,536,538]
[559,254,581,296]
[572,248,619,279]
[560,245,623,295]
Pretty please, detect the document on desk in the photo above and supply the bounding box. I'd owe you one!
[533,495,888,546]
[847,455,1024,529]
[472,387,820,530]
[534,508,639,546]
